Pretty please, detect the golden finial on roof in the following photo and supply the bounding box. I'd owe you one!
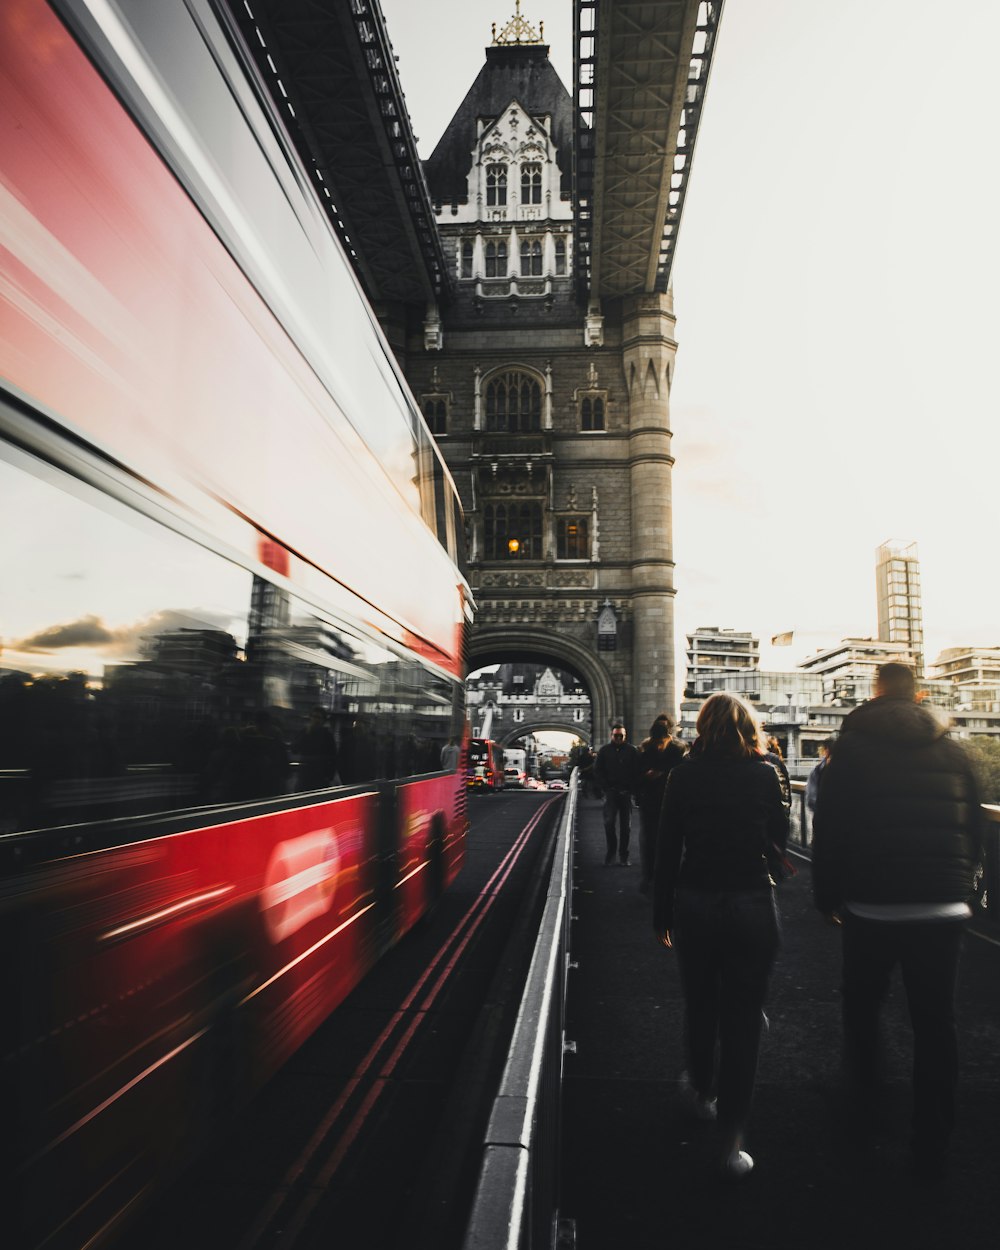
[492,1,544,46]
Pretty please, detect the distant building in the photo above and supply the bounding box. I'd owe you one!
[684,627,759,698]
[930,646,1000,711]
[875,539,924,676]
[798,637,917,706]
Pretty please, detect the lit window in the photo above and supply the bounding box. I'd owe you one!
[557,516,589,560]
[484,501,543,560]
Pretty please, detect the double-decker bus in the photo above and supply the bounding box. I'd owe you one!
[466,738,504,792]
[0,2,471,1245]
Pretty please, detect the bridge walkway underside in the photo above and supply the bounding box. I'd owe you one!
[561,796,1000,1248]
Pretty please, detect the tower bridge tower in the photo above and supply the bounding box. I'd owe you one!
[403,5,680,735]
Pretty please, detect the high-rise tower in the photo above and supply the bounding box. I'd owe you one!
[875,539,924,676]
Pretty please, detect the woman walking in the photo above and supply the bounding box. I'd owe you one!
[652,693,789,1178]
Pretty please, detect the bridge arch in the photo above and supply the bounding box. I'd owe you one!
[468,625,619,742]
[495,720,592,748]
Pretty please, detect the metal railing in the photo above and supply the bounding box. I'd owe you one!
[461,772,578,1250]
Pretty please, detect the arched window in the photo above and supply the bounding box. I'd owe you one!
[486,163,507,207]
[484,501,543,560]
[580,395,605,431]
[485,370,542,432]
[461,240,473,279]
[485,240,508,278]
[555,237,567,275]
[521,163,542,204]
[519,239,542,277]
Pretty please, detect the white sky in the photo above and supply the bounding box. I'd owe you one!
[381,0,1000,684]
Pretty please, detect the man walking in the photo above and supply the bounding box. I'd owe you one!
[812,662,983,1180]
[593,723,640,866]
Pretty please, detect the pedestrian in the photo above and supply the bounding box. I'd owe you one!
[653,692,789,1179]
[636,716,686,894]
[811,662,983,1180]
[593,722,640,866]
[805,737,834,813]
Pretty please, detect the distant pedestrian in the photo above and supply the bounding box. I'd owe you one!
[812,662,984,1180]
[653,693,789,1179]
[636,716,686,894]
[593,723,640,865]
[805,738,834,813]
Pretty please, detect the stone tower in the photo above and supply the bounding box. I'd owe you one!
[402,7,678,737]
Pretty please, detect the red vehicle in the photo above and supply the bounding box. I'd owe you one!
[467,738,505,792]
[0,3,470,1246]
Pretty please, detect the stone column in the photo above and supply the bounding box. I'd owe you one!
[621,291,678,731]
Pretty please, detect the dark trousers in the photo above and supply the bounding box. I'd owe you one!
[674,888,780,1137]
[638,805,658,883]
[841,913,965,1155]
[602,789,632,859]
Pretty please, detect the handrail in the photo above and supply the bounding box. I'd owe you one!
[461,771,578,1250]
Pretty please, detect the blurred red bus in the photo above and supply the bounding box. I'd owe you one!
[467,739,505,792]
[0,2,471,1245]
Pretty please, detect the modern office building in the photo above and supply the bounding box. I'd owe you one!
[875,539,924,676]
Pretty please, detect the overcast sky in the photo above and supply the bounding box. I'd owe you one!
[381,0,1000,682]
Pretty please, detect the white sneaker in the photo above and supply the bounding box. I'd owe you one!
[722,1149,754,1179]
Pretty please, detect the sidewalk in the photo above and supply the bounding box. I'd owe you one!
[559,796,1000,1250]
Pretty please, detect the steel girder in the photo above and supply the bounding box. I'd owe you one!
[219,0,449,310]
[575,0,724,298]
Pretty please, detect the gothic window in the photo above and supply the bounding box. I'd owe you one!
[485,240,508,278]
[555,237,567,275]
[557,515,589,560]
[461,240,473,279]
[485,370,542,432]
[519,239,542,277]
[486,163,507,207]
[484,501,543,560]
[521,163,542,204]
[580,394,606,431]
[422,396,448,435]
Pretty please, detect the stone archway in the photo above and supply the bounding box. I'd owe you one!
[496,720,592,748]
[468,625,619,740]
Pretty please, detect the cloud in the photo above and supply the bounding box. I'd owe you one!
[16,614,115,651]
[12,609,236,657]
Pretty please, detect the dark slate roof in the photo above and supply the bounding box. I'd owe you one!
[425,43,575,206]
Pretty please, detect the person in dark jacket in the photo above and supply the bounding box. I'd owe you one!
[636,716,686,894]
[653,692,788,1180]
[593,723,641,866]
[812,661,983,1179]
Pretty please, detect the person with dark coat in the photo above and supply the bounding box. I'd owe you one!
[636,717,686,894]
[653,693,789,1180]
[593,723,641,866]
[811,662,984,1180]
[295,707,339,791]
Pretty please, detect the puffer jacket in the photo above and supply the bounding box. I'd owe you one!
[812,697,983,914]
[653,752,789,933]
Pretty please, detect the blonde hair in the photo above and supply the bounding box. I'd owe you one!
[694,692,765,759]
